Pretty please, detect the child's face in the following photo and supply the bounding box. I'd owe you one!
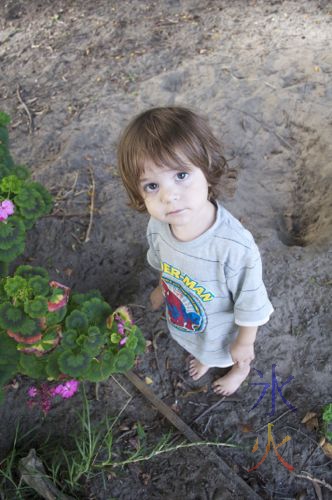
[139,159,213,233]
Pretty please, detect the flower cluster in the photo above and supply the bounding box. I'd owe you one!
[116,315,128,346]
[27,380,79,414]
[0,199,14,222]
[52,380,79,399]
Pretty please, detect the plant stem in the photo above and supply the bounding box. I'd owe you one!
[98,440,239,468]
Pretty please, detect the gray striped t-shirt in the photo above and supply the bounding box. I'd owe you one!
[147,202,274,367]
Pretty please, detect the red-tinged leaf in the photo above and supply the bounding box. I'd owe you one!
[7,329,42,344]
[48,281,70,312]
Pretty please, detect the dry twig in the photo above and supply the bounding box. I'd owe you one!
[254,409,293,433]
[44,212,91,218]
[294,473,332,493]
[192,397,226,423]
[16,84,34,134]
[84,166,96,243]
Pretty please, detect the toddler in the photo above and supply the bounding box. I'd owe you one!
[117,107,274,395]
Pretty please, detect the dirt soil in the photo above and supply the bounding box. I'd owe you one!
[1,0,332,498]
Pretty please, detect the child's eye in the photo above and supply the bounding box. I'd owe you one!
[176,172,188,181]
[144,183,158,193]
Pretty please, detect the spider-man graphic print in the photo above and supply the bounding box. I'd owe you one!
[161,277,207,333]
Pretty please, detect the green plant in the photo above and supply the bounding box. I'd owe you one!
[37,386,238,495]
[50,391,237,495]
[0,112,52,277]
[0,265,146,402]
[322,403,332,442]
[0,423,39,499]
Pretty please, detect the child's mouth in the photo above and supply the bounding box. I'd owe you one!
[166,209,186,216]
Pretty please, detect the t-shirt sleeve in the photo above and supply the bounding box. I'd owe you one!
[226,242,274,327]
[146,219,161,271]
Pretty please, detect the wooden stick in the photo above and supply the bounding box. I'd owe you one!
[84,166,96,243]
[19,449,74,500]
[16,84,34,134]
[125,370,263,499]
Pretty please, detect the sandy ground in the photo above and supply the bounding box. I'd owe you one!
[0,0,332,498]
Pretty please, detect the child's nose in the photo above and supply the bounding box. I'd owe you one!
[160,185,178,204]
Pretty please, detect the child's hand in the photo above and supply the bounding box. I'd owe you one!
[230,341,254,368]
[150,285,164,311]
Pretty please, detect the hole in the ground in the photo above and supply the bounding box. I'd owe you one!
[277,158,332,247]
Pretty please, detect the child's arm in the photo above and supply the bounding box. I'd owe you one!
[230,326,258,367]
[150,273,164,310]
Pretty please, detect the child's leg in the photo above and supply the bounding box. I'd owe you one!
[212,362,250,396]
[189,357,210,380]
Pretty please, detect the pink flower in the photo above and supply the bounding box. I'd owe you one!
[0,207,8,222]
[119,337,127,346]
[118,322,125,335]
[1,200,15,215]
[54,380,79,399]
[28,386,38,398]
[0,200,15,221]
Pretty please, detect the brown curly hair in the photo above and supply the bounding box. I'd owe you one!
[117,106,227,212]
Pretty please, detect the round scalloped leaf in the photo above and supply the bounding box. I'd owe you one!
[58,350,92,378]
[0,216,25,250]
[45,351,62,380]
[110,332,121,344]
[19,352,47,379]
[0,163,11,179]
[65,310,88,332]
[16,265,49,280]
[75,334,86,347]
[0,281,7,302]
[17,325,61,355]
[0,364,17,387]
[14,186,46,227]
[81,298,112,327]
[0,332,19,363]
[30,182,53,214]
[24,296,48,319]
[48,281,70,312]
[133,328,146,355]
[125,336,138,351]
[4,275,28,298]
[0,175,22,194]
[0,239,25,263]
[112,348,135,374]
[12,164,30,180]
[70,289,104,307]
[0,334,20,385]
[7,318,42,343]
[45,306,67,327]
[83,326,104,356]
[61,328,79,348]
[85,352,114,382]
[0,303,27,330]
[28,276,50,297]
